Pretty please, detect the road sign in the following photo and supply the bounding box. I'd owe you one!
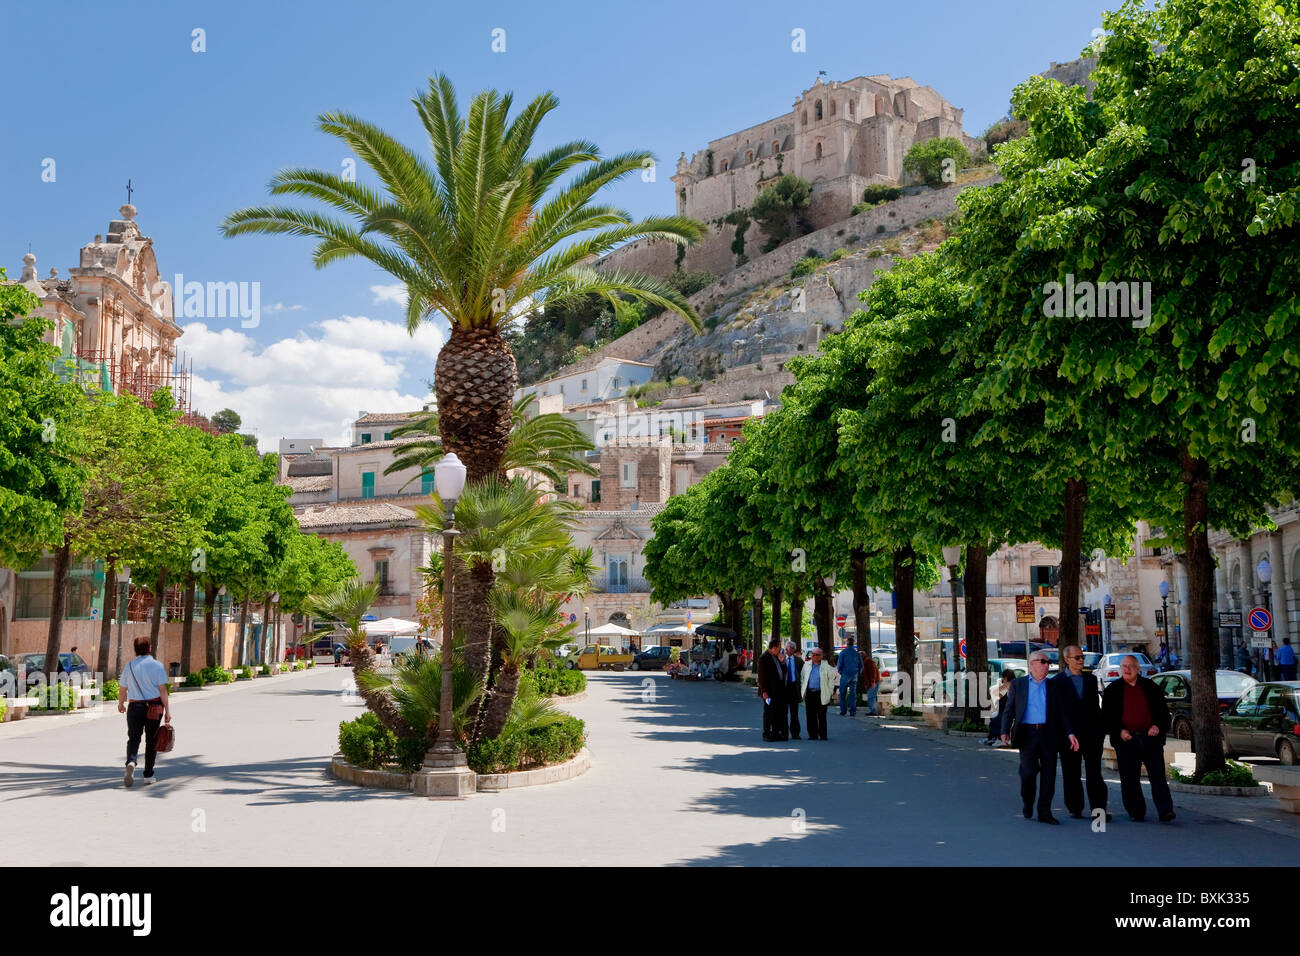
[569,613,576,623]
[1015,595,1035,624]
[1249,632,1272,648]
[90,607,100,620]
[958,639,967,659]
[1248,607,1273,632]
[1085,624,1101,637]
[1218,611,1242,628]
[1104,604,1116,621]
[836,614,847,628]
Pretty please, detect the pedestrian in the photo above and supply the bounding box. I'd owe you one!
[1266,640,1279,681]
[117,637,171,788]
[1235,640,1251,674]
[985,668,1016,746]
[836,636,863,716]
[1000,650,1077,824]
[1278,637,1297,681]
[333,643,343,667]
[863,653,881,716]
[799,647,839,741]
[1101,654,1175,823]
[1052,645,1111,822]
[783,642,804,739]
[757,638,788,742]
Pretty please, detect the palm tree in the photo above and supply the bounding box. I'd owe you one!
[356,635,484,748]
[384,394,597,491]
[222,74,704,484]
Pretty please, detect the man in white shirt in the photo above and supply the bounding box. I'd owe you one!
[800,648,839,741]
[118,637,171,787]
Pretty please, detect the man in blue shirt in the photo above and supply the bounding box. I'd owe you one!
[1001,651,1077,824]
[118,637,171,787]
[1278,637,1297,681]
[836,637,863,716]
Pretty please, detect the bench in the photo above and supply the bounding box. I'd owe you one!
[1249,765,1300,813]
[2,698,32,721]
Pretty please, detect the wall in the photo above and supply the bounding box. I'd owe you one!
[9,619,264,676]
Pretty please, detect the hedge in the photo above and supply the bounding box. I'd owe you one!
[467,716,586,775]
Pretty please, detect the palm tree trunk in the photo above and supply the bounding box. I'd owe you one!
[894,546,917,705]
[97,559,116,679]
[963,543,989,724]
[479,665,521,742]
[1058,478,1087,649]
[434,327,518,484]
[1181,448,1225,778]
[43,537,73,684]
[180,571,196,674]
[203,580,217,669]
[462,561,496,682]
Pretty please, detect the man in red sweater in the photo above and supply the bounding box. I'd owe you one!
[1101,655,1175,823]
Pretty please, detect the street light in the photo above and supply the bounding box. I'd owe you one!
[584,606,591,647]
[1257,555,1273,679]
[1158,579,1170,666]
[419,452,473,796]
[752,587,763,666]
[115,565,131,679]
[942,546,961,678]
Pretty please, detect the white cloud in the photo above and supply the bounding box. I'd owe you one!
[371,283,408,306]
[180,314,442,452]
[264,302,305,314]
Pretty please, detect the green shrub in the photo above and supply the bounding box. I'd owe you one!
[468,715,586,774]
[1170,759,1258,788]
[829,247,849,261]
[394,736,428,773]
[0,699,6,722]
[183,672,206,688]
[952,719,987,733]
[902,137,970,186]
[889,704,920,718]
[469,735,524,774]
[862,183,903,204]
[238,666,253,680]
[31,682,77,710]
[96,679,121,701]
[199,665,234,685]
[790,256,824,278]
[338,712,398,769]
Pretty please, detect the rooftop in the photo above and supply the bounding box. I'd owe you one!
[354,410,426,427]
[576,503,666,520]
[282,475,333,494]
[296,502,418,531]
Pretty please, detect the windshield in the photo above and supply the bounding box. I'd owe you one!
[1215,672,1255,697]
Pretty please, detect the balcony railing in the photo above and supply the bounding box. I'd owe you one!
[591,575,651,594]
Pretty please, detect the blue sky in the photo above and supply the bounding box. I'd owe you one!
[1,0,1115,449]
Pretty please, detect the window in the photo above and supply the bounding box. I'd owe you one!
[374,559,390,594]
[582,378,588,391]
[621,461,636,488]
[361,433,372,444]
[613,377,621,388]
[421,469,435,495]
[721,159,729,172]
[848,100,855,116]
[591,480,601,503]
[830,100,836,116]
[815,143,823,160]
[772,140,780,154]
[573,483,582,499]
[1030,565,1058,594]
[361,472,375,499]
[383,432,392,441]
[16,555,98,619]
[746,150,753,163]
[815,100,823,121]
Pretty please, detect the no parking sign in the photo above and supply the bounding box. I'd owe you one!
[1248,606,1272,632]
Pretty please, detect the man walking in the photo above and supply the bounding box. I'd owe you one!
[800,647,838,741]
[1052,645,1110,821]
[1101,654,1175,823]
[1278,637,1297,681]
[117,637,171,787]
[1001,650,1077,824]
[757,638,788,742]
[783,642,804,739]
[836,637,863,717]
[863,653,881,716]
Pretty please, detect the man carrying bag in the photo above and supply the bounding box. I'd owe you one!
[118,637,172,787]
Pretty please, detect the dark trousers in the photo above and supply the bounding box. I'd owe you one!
[1018,725,1057,815]
[804,690,828,740]
[1115,735,1174,820]
[785,682,802,737]
[126,700,162,775]
[1060,735,1108,815]
[763,693,788,739]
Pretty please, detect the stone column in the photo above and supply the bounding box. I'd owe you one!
[1214,547,1231,667]
[1270,532,1288,650]
[1174,558,1189,663]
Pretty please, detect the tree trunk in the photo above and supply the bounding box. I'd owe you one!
[462,560,496,684]
[148,567,167,659]
[1058,478,1088,650]
[42,537,73,684]
[752,594,763,664]
[1181,448,1225,778]
[263,595,274,665]
[180,571,197,674]
[788,588,803,649]
[894,546,917,706]
[348,640,414,737]
[851,548,873,658]
[434,327,518,485]
[769,586,783,646]
[97,559,116,679]
[479,665,521,742]
[202,580,218,670]
[238,593,250,668]
[963,543,990,724]
[813,582,833,654]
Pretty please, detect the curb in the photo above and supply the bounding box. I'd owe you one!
[1168,780,1268,798]
[548,691,588,704]
[329,747,591,794]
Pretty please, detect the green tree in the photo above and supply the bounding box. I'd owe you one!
[211,408,242,434]
[903,137,970,186]
[750,175,812,251]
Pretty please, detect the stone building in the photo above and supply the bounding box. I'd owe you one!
[671,74,979,229]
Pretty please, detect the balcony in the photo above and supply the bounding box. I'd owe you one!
[590,574,651,594]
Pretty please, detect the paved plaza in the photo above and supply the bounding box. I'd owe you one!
[2,669,1297,866]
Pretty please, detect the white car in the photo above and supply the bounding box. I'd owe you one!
[1094,652,1159,684]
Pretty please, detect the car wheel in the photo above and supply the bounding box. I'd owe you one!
[1279,739,1298,766]
[566,660,577,670]
[1173,717,1192,741]
[630,661,640,671]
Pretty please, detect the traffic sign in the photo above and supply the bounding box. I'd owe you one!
[1218,611,1242,628]
[90,607,100,620]
[569,613,576,623]
[1085,624,1101,637]
[1248,607,1273,632]
[958,639,967,659]
[1015,595,1035,624]
[1104,604,1116,621]
[836,614,847,628]
[1250,633,1272,649]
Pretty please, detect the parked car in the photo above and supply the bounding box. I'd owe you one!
[1094,652,1159,684]
[566,645,635,670]
[1082,651,1103,671]
[1152,670,1257,744]
[630,645,673,671]
[1221,681,1300,764]
[996,640,1053,659]
[872,653,900,696]
[10,652,89,676]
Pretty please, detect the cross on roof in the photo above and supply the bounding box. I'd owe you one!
[125,179,133,204]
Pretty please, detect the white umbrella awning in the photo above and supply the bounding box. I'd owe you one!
[643,623,690,636]
[363,617,421,637]
[587,622,641,637]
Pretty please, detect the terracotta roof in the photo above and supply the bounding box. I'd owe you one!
[576,503,666,520]
[354,410,425,426]
[334,436,428,454]
[296,502,418,531]
[286,458,333,477]
[283,475,333,494]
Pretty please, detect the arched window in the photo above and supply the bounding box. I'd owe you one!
[830,100,837,116]
[746,150,753,163]
[815,100,823,121]
[815,142,823,160]
[772,139,780,154]
[720,159,729,172]
[848,100,855,116]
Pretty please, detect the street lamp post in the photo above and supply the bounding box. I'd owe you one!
[115,566,131,680]
[584,607,591,648]
[1104,592,1113,655]
[752,587,763,667]
[271,592,280,665]
[1158,579,1170,669]
[942,546,961,682]
[415,453,474,798]
[1257,555,1273,680]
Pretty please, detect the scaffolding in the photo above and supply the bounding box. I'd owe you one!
[71,347,219,434]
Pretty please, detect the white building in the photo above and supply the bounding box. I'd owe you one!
[515,357,654,410]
